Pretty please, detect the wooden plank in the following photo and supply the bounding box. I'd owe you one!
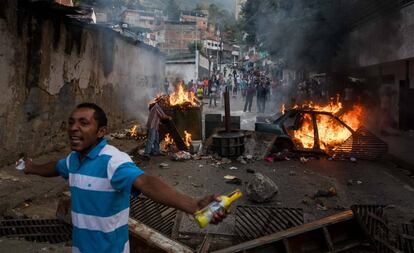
[212,210,354,253]
[128,218,193,253]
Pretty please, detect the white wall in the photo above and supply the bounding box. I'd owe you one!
[166,63,196,83]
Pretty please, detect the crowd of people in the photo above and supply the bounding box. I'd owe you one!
[163,66,276,113]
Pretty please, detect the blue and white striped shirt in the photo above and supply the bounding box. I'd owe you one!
[56,139,144,253]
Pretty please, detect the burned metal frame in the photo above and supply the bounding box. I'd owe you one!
[257,108,388,160]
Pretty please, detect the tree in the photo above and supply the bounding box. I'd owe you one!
[188,41,204,55]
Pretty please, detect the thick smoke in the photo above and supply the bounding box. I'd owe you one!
[243,0,346,72]
[243,0,405,72]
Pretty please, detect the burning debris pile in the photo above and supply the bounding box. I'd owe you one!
[152,84,201,109]
[127,124,147,140]
[107,123,147,141]
[258,95,387,160]
[160,131,193,153]
[290,95,364,152]
[152,83,201,153]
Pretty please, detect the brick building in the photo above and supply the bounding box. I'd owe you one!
[158,21,198,55]
[121,9,164,30]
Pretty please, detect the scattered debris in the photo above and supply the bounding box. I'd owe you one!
[223,175,242,185]
[385,204,396,209]
[221,158,231,164]
[246,173,278,203]
[138,149,145,156]
[226,177,242,185]
[313,187,337,198]
[347,179,362,185]
[246,168,255,174]
[316,203,328,211]
[236,156,247,164]
[15,158,25,171]
[300,157,309,163]
[273,151,290,161]
[264,156,274,163]
[191,183,203,188]
[224,175,236,180]
[159,163,169,168]
[170,151,192,161]
[350,157,357,163]
[198,164,203,168]
[229,166,238,170]
[0,172,21,182]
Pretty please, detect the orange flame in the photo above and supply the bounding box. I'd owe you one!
[184,130,192,148]
[169,84,199,106]
[162,133,174,151]
[292,96,363,151]
[281,104,285,115]
[128,125,139,137]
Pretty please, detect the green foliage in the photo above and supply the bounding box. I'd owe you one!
[188,41,204,54]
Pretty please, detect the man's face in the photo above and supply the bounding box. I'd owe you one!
[68,108,106,154]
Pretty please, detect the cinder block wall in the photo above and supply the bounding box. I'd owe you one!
[0,0,165,165]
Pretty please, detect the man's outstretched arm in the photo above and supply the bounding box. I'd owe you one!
[133,174,225,224]
[24,159,60,177]
[133,174,200,214]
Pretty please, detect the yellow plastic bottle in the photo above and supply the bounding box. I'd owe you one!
[194,189,242,228]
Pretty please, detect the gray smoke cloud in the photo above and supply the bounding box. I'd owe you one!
[243,0,405,72]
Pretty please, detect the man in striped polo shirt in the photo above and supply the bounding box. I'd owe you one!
[23,103,225,253]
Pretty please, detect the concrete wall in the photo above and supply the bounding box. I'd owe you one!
[334,4,414,129]
[341,4,414,69]
[0,0,165,165]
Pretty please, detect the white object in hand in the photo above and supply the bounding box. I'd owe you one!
[15,158,25,171]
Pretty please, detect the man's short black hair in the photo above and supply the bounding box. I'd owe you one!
[76,103,108,128]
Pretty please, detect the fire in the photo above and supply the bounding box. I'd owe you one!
[292,96,363,151]
[169,84,199,107]
[162,133,174,151]
[293,113,315,149]
[184,130,192,148]
[128,125,139,137]
[281,104,285,114]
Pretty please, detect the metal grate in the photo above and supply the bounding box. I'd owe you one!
[333,127,388,160]
[129,196,177,237]
[398,223,414,253]
[351,205,402,253]
[235,205,303,242]
[0,219,72,244]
